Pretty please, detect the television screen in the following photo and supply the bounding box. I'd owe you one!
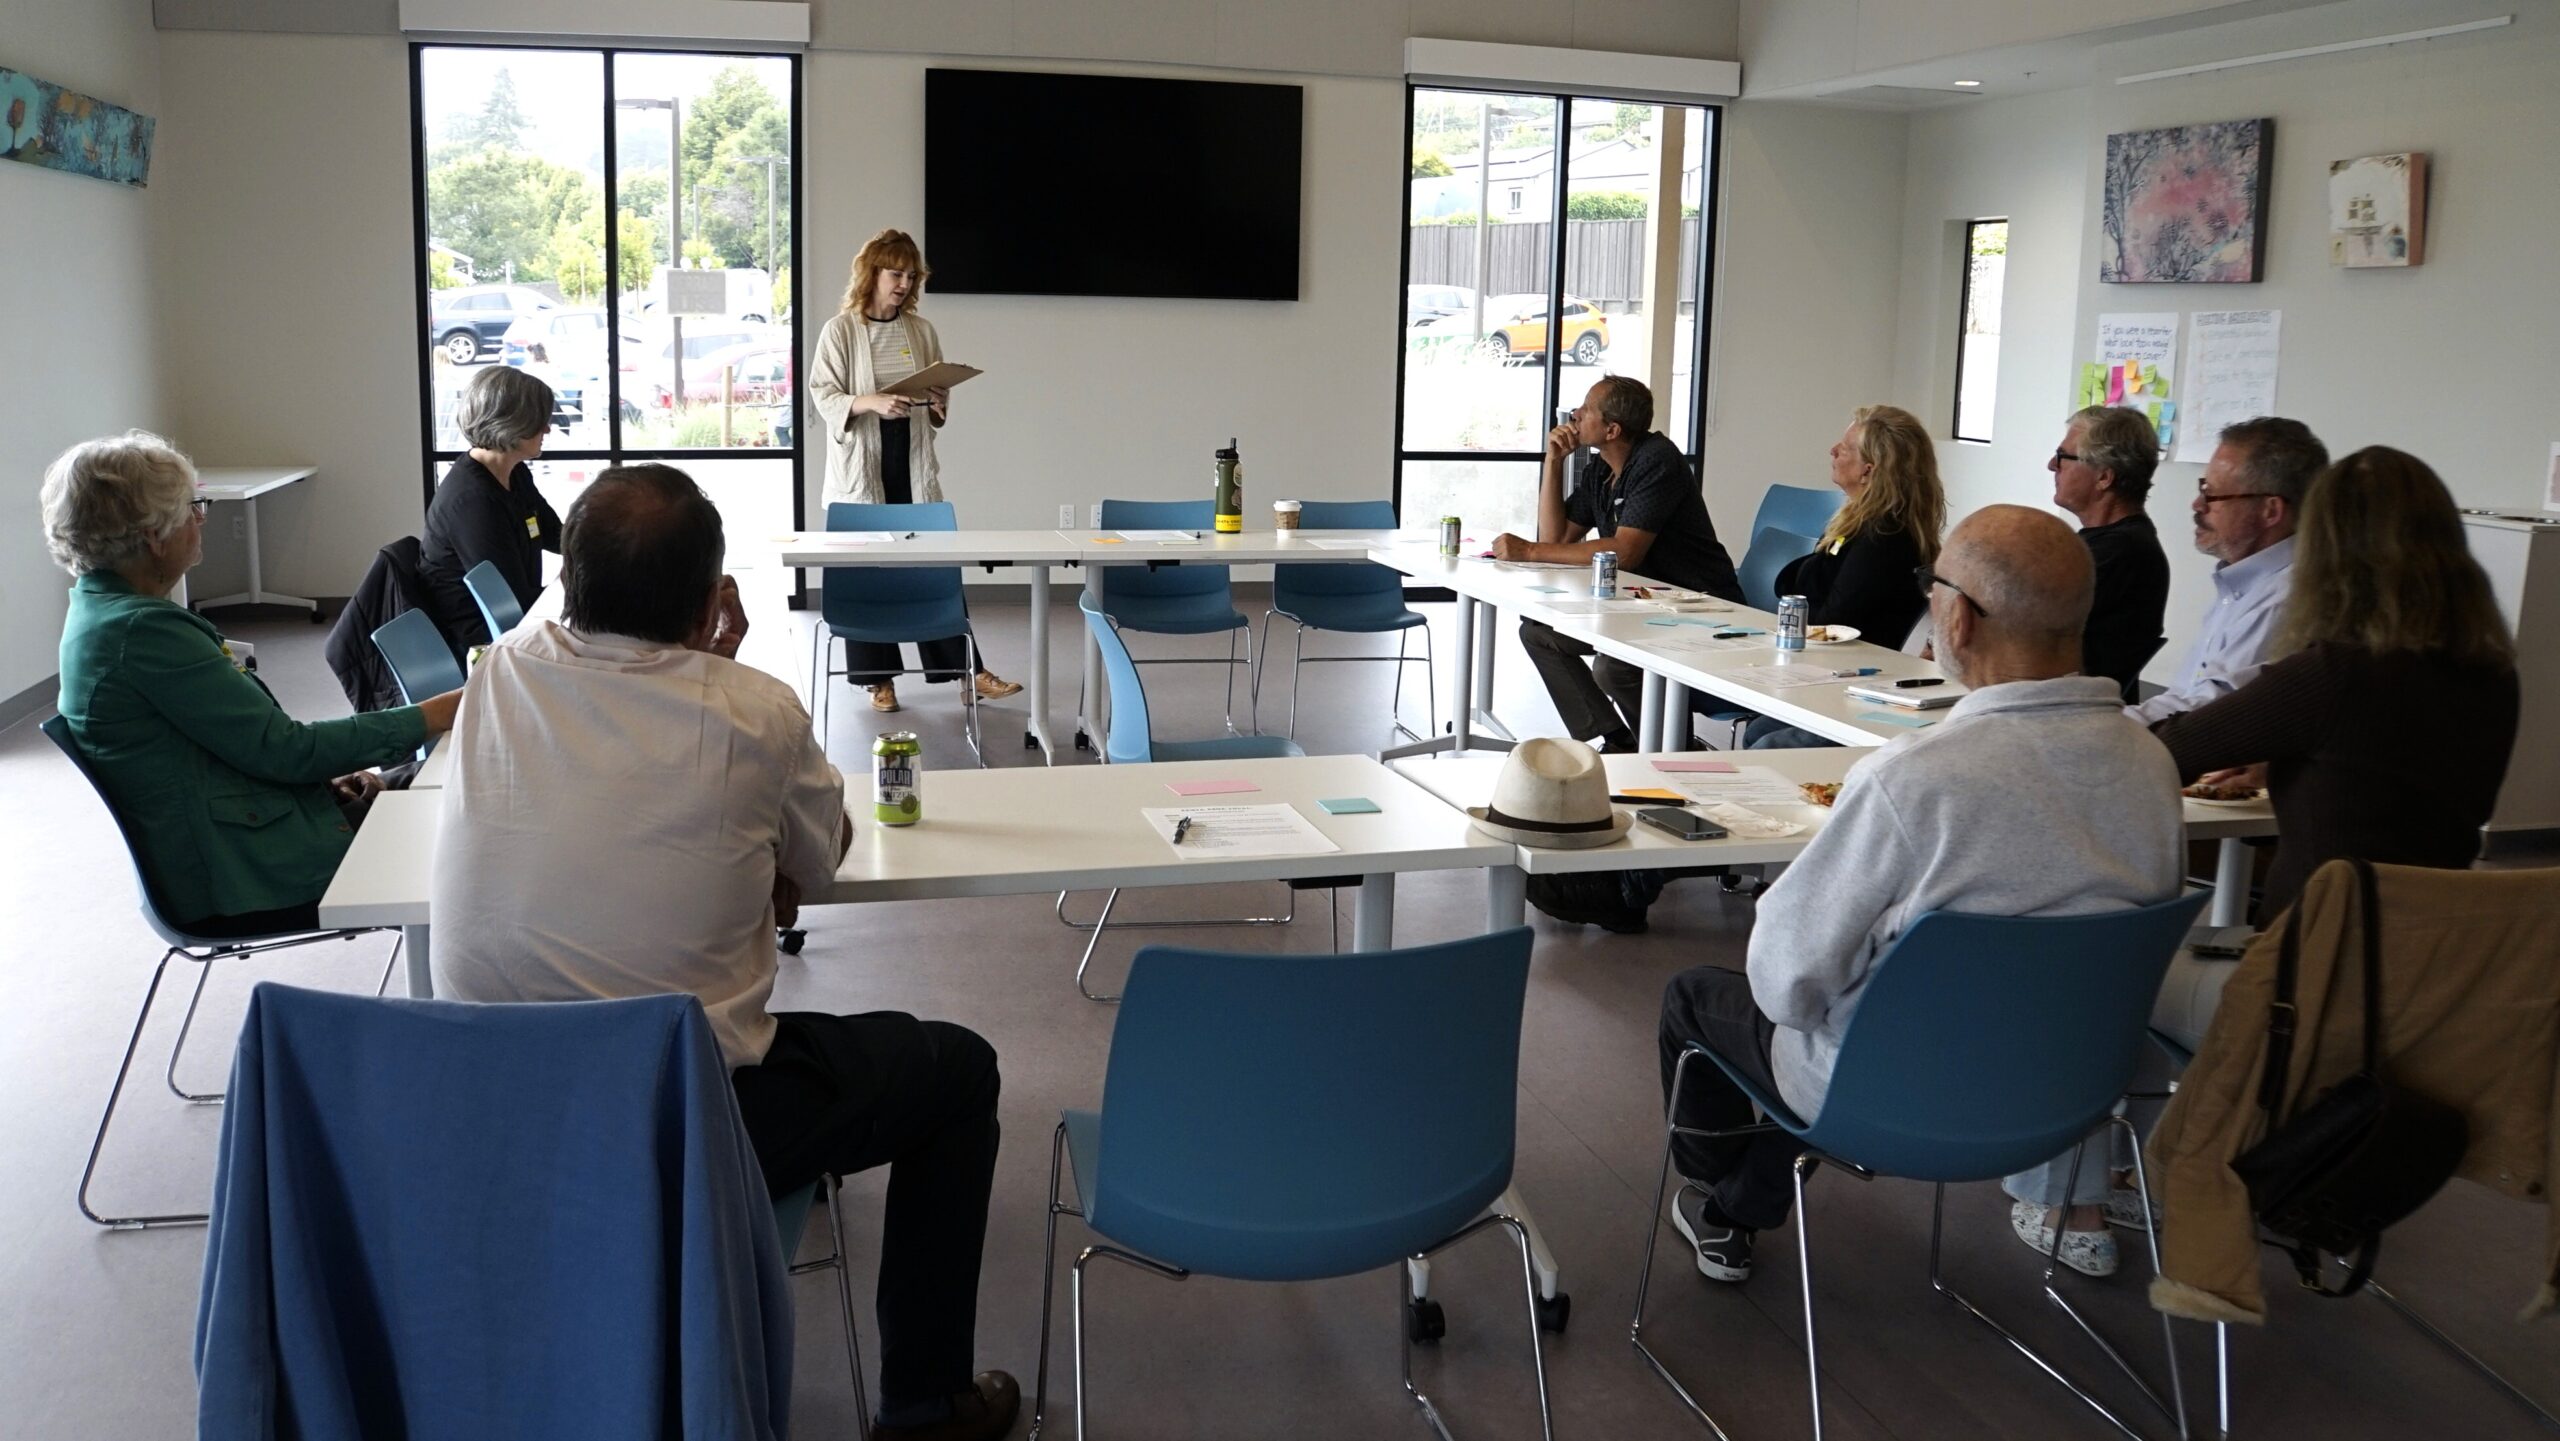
[925,69,1303,302]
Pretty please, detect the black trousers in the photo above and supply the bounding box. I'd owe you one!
[844,416,977,685]
[1518,617,1644,747]
[1658,965,1809,1231]
[730,1010,1002,1415]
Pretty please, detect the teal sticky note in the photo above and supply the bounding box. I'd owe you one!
[1645,617,1683,626]
[1854,710,1937,730]
[1318,796,1381,815]
[1523,585,1569,593]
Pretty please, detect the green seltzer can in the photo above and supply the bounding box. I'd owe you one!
[872,731,923,826]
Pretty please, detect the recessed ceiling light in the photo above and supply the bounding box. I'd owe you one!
[1953,79,1984,88]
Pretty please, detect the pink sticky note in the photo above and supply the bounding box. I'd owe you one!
[1168,779,1260,796]
[2107,364,2127,404]
[1652,758,1738,773]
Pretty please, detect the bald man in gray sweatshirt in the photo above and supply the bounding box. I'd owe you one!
[1658,504,2185,1285]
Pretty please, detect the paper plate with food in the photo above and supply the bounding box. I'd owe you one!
[1803,624,1861,646]
[1798,781,1843,808]
[2181,780,2268,807]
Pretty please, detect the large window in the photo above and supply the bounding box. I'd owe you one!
[1952,218,2007,444]
[1396,88,1717,535]
[413,45,801,603]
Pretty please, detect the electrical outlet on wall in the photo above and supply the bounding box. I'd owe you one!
[232,514,246,540]
[1057,504,1076,528]
[1089,503,1103,528]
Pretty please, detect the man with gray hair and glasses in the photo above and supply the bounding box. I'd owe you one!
[2127,416,2328,724]
[2049,405,2170,700]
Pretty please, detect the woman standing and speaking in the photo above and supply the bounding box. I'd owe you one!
[807,227,1019,714]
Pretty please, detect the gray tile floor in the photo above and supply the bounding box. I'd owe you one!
[4,590,2553,1440]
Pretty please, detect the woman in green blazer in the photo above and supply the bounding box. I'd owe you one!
[44,433,461,934]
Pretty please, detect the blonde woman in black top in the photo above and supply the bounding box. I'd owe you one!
[1745,405,1948,748]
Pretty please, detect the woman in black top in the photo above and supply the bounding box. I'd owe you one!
[2153,447,2518,923]
[420,365,562,651]
[1744,405,1947,748]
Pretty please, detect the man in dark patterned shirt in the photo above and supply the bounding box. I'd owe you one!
[1493,376,1741,750]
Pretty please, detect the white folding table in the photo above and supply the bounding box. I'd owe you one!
[192,467,319,620]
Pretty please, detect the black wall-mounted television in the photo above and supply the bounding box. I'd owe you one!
[924,68,1303,302]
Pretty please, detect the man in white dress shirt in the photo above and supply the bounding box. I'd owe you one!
[2127,416,2328,725]
[432,463,1018,1441]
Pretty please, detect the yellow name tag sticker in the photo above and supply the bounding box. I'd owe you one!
[525,515,540,539]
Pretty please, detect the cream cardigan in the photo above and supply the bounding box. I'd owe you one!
[806,308,944,505]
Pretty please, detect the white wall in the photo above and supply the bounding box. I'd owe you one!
[151,29,423,608]
[1699,99,1911,549]
[1889,6,2560,684]
[0,0,168,703]
[803,54,1407,538]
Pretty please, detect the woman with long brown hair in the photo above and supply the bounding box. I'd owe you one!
[806,227,1019,712]
[2154,445,2518,922]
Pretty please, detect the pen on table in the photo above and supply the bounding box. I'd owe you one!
[1828,667,1880,679]
[896,531,917,540]
[1171,814,1192,845]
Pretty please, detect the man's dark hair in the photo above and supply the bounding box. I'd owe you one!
[2218,416,2329,507]
[561,463,725,643]
[1592,374,1654,437]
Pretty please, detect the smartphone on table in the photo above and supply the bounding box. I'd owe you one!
[1637,806,1728,841]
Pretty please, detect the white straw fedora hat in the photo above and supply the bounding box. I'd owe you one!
[1467,737,1633,849]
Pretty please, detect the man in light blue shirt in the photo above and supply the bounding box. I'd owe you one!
[2127,416,2328,725]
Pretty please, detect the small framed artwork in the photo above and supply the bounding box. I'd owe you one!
[2329,153,2427,268]
[2100,117,2274,284]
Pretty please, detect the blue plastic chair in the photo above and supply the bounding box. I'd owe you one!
[1093,497,1255,735]
[41,715,395,1230]
[460,558,523,640]
[370,607,466,706]
[1030,928,1551,1441]
[1753,483,1840,545]
[1635,891,2211,1441]
[1736,525,1815,614]
[1256,499,1437,742]
[810,500,984,764]
[1064,599,1306,1001]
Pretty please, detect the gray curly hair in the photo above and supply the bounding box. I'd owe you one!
[40,432,199,577]
[455,365,556,452]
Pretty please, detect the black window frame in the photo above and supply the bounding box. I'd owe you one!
[1951,215,2006,445]
[1391,85,1723,512]
[407,41,806,557]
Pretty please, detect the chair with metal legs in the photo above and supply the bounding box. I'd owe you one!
[42,715,398,1230]
[1089,497,1257,735]
[1254,498,1437,743]
[808,500,987,765]
[1028,927,1550,1441]
[1633,891,2211,1441]
[1058,598,1310,1002]
[2140,1031,2560,1440]
[774,1175,874,1439]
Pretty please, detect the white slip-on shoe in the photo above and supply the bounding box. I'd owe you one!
[2011,1200,2119,1278]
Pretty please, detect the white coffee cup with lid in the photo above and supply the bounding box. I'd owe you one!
[1273,498,1302,531]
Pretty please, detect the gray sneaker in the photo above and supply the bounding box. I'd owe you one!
[1671,1184,1755,1283]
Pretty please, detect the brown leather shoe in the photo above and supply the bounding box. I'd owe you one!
[869,682,901,712]
[873,1371,1021,1441]
[972,670,1023,700]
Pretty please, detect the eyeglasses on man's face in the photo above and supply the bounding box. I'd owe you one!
[2194,483,2279,507]
[187,497,212,517]
[1914,565,1990,617]
[2050,448,2082,465]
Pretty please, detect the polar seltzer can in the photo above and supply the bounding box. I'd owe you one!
[1591,550,1619,599]
[1777,595,1809,653]
[1439,516,1461,558]
[872,731,923,826]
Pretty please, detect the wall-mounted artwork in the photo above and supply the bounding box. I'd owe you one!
[0,66,156,188]
[2100,118,2273,284]
[2329,152,2426,268]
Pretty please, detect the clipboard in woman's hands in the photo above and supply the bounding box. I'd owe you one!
[880,362,982,398]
